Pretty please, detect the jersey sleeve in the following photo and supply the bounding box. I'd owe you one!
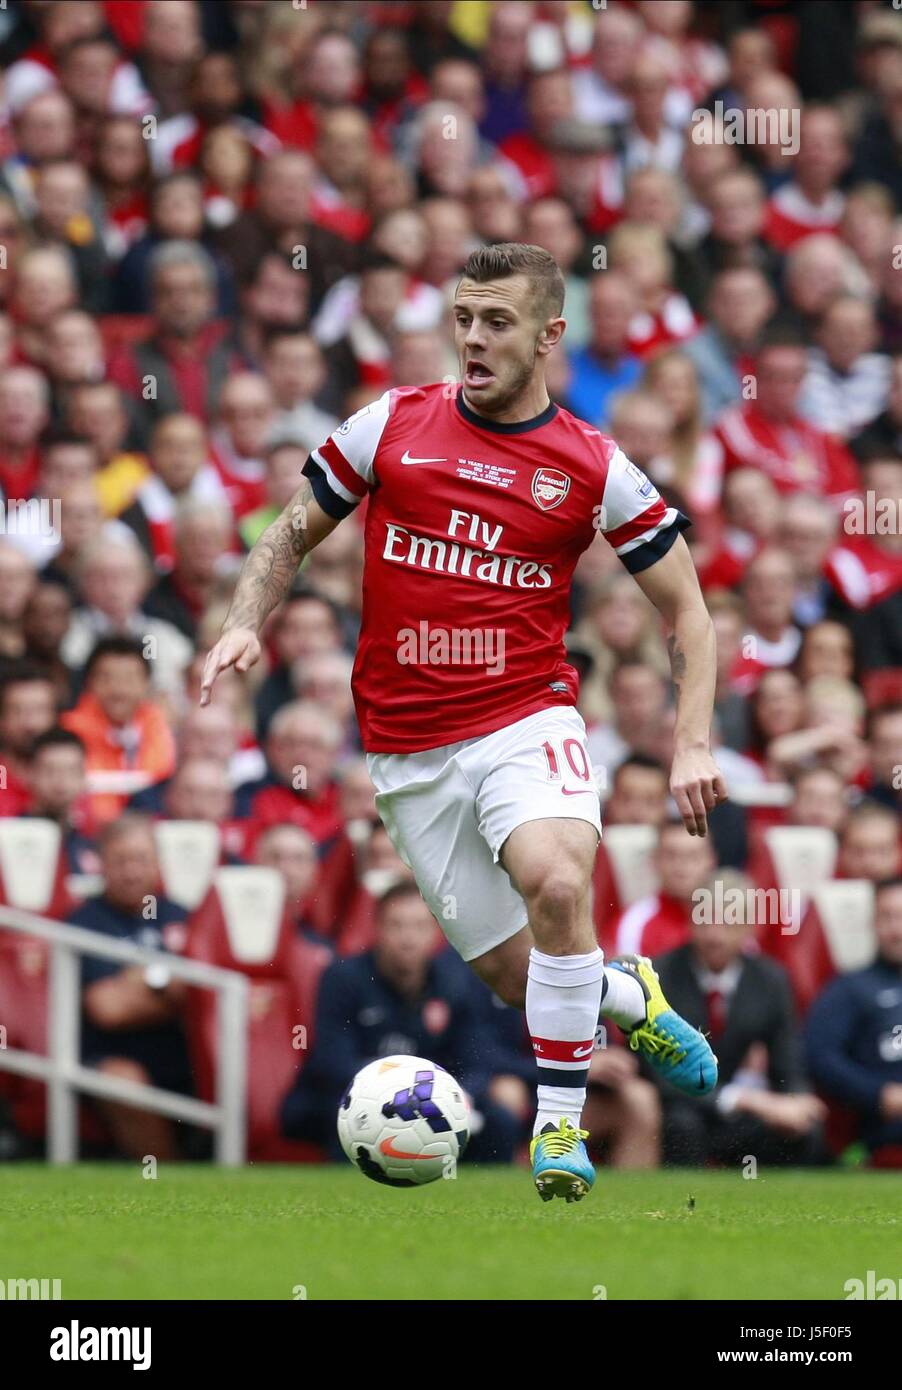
[597,447,691,574]
[302,390,392,519]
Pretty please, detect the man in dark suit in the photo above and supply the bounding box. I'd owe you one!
[649,870,828,1167]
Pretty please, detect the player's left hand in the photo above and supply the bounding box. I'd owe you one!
[670,747,728,838]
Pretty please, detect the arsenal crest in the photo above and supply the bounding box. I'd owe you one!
[531,468,571,511]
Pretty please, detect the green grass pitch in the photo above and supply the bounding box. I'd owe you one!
[1,1165,899,1300]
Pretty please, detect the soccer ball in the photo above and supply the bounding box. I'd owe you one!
[337,1054,470,1186]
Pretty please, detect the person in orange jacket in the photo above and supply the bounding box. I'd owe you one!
[61,636,176,828]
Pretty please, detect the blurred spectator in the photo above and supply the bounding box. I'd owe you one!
[280,881,526,1162]
[109,170,236,315]
[234,699,344,850]
[31,159,107,311]
[138,0,205,121]
[142,498,235,643]
[92,114,152,259]
[564,270,641,428]
[61,636,177,825]
[777,493,843,628]
[0,662,58,815]
[118,412,229,572]
[866,705,902,815]
[642,349,723,518]
[75,813,192,1161]
[22,579,75,704]
[212,149,358,313]
[10,243,79,366]
[806,877,902,1166]
[0,364,51,500]
[238,440,308,551]
[497,67,573,202]
[263,331,339,449]
[607,221,700,359]
[715,327,861,506]
[609,819,716,958]
[682,267,776,423]
[837,803,902,884]
[851,352,902,459]
[586,660,669,785]
[207,371,274,517]
[799,296,890,440]
[107,239,247,431]
[61,532,193,694]
[253,822,321,941]
[254,590,345,742]
[235,250,310,365]
[656,869,827,1167]
[572,4,642,127]
[24,726,97,871]
[763,106,848,252]
[697,162,767,278]
[66,380,148,517]
[0,539,35,659]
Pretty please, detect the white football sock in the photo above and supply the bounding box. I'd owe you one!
[527,946,605,1138]
[599,965,647,1030]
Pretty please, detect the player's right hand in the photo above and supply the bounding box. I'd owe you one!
[199,628,261,706]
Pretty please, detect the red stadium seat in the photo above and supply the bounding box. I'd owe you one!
[183,867,331,1160]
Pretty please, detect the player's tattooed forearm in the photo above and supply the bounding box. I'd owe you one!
[222,481,313,634]
[667,635,687,691]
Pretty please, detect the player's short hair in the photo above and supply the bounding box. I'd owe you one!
[459,242,565,323]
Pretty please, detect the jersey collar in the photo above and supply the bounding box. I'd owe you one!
[455,389,558,434]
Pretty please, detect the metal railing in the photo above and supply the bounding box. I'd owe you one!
[0,904,249,1164]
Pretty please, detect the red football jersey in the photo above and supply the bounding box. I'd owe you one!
[304,383,688,752]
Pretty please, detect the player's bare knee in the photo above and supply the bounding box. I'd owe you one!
[523,870,586,932]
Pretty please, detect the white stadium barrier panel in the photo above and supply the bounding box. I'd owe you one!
[764,826,837,895]
[154,819,222,911]
[215,866,285,964]
[812,880,876,974]
[603,824,658,907]
[0,817,62,913]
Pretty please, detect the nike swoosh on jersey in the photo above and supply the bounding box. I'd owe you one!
[572,1044,594,1058]
[400,450,447,465]
[561,787,596,796]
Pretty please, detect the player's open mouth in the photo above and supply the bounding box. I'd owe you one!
[464,360,495,389]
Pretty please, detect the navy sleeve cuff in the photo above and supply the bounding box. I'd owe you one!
[619,511,691,575]
[302,456,357,520]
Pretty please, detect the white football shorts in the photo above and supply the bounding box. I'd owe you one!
[367,705,602,962]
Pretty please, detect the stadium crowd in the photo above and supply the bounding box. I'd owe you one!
[0,0,901,1171]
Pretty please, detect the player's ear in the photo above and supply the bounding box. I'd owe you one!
[537,317,566,354]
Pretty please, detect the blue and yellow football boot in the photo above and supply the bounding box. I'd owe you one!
[530,1118,595,1203]
[608,954,718,1095]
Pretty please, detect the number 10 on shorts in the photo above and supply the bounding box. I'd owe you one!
[542,737,594,788]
